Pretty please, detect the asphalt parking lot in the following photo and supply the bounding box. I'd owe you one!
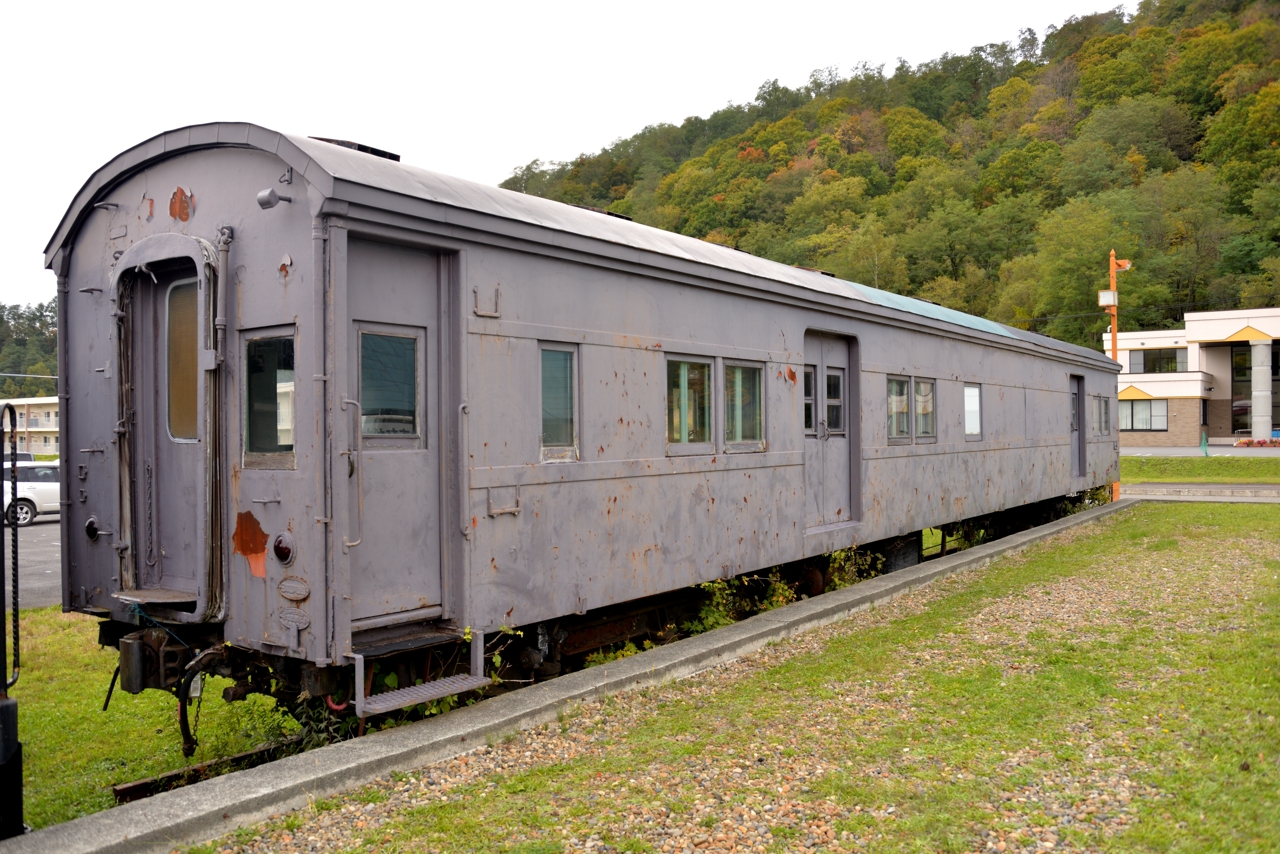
[9,515,61,609]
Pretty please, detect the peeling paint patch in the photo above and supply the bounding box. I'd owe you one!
[232,510,269,578]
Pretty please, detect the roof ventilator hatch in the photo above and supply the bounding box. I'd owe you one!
[309,138,400,162]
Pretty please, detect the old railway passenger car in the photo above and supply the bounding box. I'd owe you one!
[45,123,1120,726]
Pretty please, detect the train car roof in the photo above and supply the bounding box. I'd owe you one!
[46,122,1114,368]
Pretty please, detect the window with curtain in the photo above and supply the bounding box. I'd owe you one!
[887,377,909,440]
[667,359,711,446]
[914,379,935,438]
[724,364,763,446]
[1119,399,1167,431]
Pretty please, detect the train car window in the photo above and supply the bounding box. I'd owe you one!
[826,370,845,433]
[887,377,909,441]
[667,359,712,450]
[964,383,982,439]
[360,333,417,436]
[540,344,577,462]
[914,379,935,439]
[167,279,199,441]
[724,363,764,449]
[803,367,815,433]
[246,336,296,458]
[1104,398,1111,433]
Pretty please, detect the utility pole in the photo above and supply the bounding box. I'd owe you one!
[1100,251,1132,503]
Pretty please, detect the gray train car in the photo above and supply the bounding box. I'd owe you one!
[45,123,1119,724]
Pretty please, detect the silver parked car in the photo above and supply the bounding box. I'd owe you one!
[3,461,60,527]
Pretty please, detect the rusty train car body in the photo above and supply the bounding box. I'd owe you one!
[45,124,1120,720]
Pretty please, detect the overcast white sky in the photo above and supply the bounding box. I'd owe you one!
[2,0,1121,306]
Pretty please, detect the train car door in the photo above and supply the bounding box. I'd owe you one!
[803,332,857,529]
[128,258,206,597]
[1070,375,1084,477]
[345,240,442,620]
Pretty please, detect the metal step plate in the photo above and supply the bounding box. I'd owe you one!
[361,673,491,717]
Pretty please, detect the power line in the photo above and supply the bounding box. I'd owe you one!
[0,373,56,380]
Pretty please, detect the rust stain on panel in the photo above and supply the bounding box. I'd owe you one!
[232,511,269,578]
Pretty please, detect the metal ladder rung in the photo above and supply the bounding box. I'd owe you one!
[361,673,490,716]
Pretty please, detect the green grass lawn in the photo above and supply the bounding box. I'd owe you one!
[1120,455,1280,484]
[13,609,296,828]
[200,502,1280,853]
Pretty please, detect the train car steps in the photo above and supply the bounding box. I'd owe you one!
[350,633,488,718]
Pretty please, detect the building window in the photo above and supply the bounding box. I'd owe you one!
[964,384,982,438]
[540,345,576,461]
[43,436,49,447]
[1231,344,1251,433]
[802,367,815,434]
[724,363,764,448]
[16,413,23,427]
[887,377,910,441]
[826,368,845,434]
[1119,399,1168,431]
[914,379,935,439]
[246,336,296,456]
[1201,398,1209,426]
[1130,348,1187,374]
[667,358,711,447]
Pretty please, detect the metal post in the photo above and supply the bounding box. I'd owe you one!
[0,403,24,838]
[1108,250,1119,363]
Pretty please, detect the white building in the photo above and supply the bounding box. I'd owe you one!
[1115,307,1279,447]
[0,395,60,456]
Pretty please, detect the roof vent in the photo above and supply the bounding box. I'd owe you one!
[310,138,400,162]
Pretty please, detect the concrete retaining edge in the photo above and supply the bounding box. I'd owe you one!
[3,498,1143,854]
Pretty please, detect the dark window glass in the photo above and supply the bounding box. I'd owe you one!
[541,349,575,448]
[246,337,295,453]
[1231,344,1251,433]
[826,370,844,432]
[361,333,417,436]
[803,367,815,432]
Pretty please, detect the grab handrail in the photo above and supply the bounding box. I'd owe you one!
[340,399,363,552]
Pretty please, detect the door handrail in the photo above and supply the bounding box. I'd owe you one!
[340,399,363,552]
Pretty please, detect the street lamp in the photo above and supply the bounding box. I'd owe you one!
[1100,249,1133,362]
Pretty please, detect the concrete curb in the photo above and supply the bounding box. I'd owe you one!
[1121,483,1280,502]
[2,498,1143,854]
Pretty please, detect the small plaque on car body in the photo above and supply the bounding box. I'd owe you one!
[278,577,311,601]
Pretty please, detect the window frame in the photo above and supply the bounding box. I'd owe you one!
[723,359,766,453]
[963,383,983,441]
[887,375,911,444]
[913,377,937,443]
[665,355,715,457]
[242,325,300,470]
[539,342,579,463]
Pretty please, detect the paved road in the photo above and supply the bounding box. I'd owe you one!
[7,515,61,609]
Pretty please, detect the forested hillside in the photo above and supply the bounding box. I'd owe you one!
[0,304,58,398]
[502,0,1280,350]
